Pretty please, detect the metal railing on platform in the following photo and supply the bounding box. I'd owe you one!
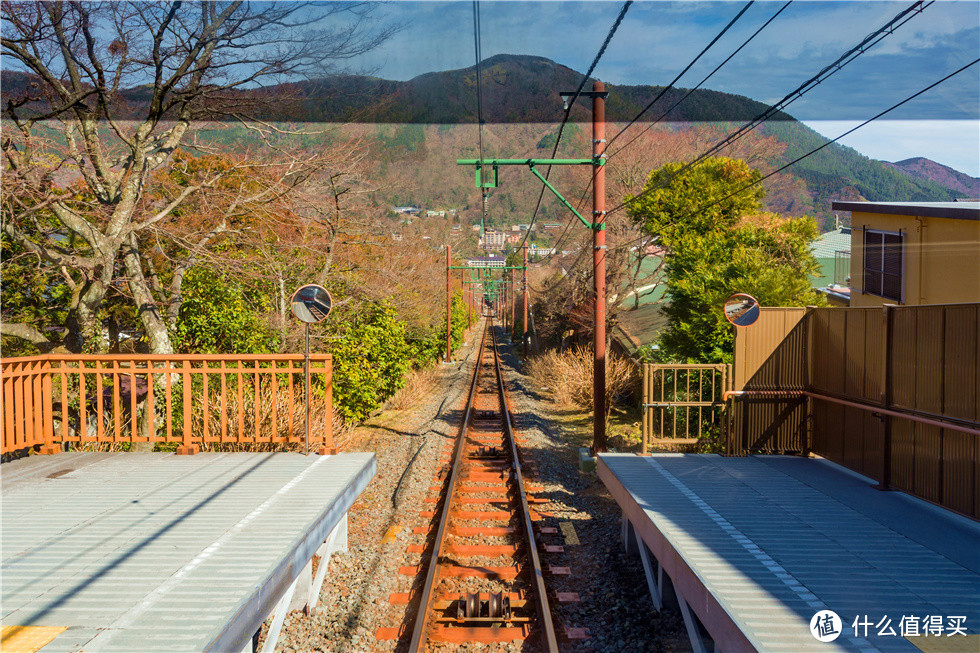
[728,303,980,520]
[641,363,731,452]
[1,354,333,456]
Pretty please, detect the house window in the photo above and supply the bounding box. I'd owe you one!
[863,229,903,302]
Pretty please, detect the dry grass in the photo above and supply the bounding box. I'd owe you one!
[386,368,438,411]
[527,345,637,412]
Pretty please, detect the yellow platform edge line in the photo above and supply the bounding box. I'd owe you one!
[1,626,68,652]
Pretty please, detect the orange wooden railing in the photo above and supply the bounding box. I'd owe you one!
[1,354,333,456]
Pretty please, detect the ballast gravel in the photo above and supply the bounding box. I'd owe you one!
[265,321,690,652]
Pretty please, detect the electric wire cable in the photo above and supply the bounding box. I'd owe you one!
[530,0,936,296]
[607,0,793,161]
[472,0,489,240]
[646,57,980,228]
[603,0,935,216]
[511,0,633,255]
[536,0,769,274]
[514,0,936,299]
[604,0,755,152]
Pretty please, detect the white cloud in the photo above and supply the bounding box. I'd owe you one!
[802,119,980,176]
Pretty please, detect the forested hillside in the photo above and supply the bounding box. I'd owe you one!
[3,53,965,229]
[885,157,980,197]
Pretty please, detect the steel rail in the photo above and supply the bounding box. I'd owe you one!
[489,326,560,652]
[407,321,488,652]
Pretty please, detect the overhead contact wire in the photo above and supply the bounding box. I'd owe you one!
[604,0,756,152]
[513,0,633,255]
[659,58,980,227]
[607,0,792,161]
[473,0,489,238]
[536,0,764,282]
[604,0,935,216]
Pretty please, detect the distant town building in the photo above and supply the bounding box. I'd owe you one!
[480,229,507,250]
[467,255,506,268]
[832,200,980,307]
[506,233,522,244]
[393,206,420,215]
[541,223,561,230]
[426,210,447,217]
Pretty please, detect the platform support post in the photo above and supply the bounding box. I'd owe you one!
[260,576,298,653]
[305,517,346,615]
[634,529,663,611]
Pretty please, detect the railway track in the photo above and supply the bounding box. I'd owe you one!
[378,319,574,651]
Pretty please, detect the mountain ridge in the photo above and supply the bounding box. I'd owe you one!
[1,54,967,224]
[884,157,979,197]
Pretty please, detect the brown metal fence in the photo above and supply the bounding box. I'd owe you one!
[641,364,731,452]
[1,354,333,456]
[728,309,809,455]
[730,304,980,520]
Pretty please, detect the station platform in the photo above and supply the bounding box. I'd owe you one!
[598,453,980,652]
[1,451,375,652]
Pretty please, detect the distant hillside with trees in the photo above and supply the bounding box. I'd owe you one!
[884,157,980,197]
[3,53,965,229]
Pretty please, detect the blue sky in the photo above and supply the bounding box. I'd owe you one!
[352,0,980,175]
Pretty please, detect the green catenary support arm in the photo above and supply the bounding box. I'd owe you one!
[527,165,597,230]
[457,157,606,230]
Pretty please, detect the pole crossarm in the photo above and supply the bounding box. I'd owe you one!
[527,165,598,230]
[457,158,600,165]
[456,158,605,230]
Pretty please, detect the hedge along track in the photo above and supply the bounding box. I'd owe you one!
[377,320,580,651]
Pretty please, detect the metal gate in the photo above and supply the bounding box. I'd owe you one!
[641,363,732,452]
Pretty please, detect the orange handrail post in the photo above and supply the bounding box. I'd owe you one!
[176,359,198,455]
[40,359,58,454]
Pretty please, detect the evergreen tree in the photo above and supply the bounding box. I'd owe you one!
[626,158,824,362]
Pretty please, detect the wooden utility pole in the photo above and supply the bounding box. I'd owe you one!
[510,269,515,336]
[592,81,608,453]
[446,245,452,363]
[523,246,529,358]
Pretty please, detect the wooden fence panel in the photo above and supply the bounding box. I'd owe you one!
[733,303,979,519]
[1,354,334,456]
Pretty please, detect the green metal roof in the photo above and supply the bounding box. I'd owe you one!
[811,227,851,259]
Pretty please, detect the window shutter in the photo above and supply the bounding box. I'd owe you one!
[881,233,903,301]
[864,231,883,295]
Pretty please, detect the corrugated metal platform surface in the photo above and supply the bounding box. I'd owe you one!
[598,453,980,652]
[1,451,375,652]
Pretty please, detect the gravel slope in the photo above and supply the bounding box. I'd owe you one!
[269,321,689,652]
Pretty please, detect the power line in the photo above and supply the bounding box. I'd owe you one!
[607,0,792,162]
[512,0,633,255]
[536,0,937,293]
[472,0,489,240]
[537,0,768,276]
[604,1,756,152]
[604,0,934,216]
[555,0,793,268]
[651,57,979,229]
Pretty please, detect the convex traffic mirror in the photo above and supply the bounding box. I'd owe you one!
[291,284,332,324]
[723,293,760,327]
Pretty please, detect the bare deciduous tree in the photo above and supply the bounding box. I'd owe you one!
[1,0,393,353]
